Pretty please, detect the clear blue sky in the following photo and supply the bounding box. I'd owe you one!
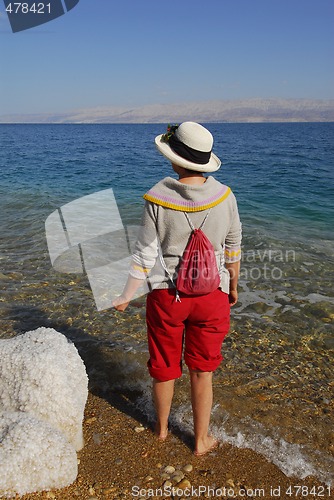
[0,0,333,115]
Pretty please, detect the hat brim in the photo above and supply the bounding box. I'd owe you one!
[155,134,221,172]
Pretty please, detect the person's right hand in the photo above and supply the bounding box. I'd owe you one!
[112,295,130,312]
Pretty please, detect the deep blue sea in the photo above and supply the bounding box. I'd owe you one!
[0,123,333,485]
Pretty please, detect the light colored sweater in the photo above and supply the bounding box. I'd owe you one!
[130,176,242,294]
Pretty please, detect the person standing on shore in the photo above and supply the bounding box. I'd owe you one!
[113,122,242,456]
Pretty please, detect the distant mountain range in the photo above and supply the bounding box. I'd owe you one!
[1,99,333,123]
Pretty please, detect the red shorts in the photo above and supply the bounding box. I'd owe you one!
[146,288,230,381]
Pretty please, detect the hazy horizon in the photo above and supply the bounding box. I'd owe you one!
[1,98,333,124]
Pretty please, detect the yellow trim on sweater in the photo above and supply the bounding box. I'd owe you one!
[225,249,241,257]
[143,187,231,212]
[131,264,150,273]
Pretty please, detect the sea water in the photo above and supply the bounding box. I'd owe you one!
[0,123,333,485]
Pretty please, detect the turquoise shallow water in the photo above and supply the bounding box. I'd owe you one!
[0,123,333,484]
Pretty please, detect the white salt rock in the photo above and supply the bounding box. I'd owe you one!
[0,327,88,451]
[0,411,77,498]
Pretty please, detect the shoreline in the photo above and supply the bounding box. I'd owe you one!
[17,391,330,500]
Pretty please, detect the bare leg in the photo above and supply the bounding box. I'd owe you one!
[190,370,218,455]
[152,378,175,440]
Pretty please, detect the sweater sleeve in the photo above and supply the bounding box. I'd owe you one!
[224,193,242,263]
[129,201,159,279]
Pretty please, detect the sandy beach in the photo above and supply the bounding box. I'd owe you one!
[16,390,330,500]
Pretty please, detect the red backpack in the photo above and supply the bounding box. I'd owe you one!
[159,209,220,301]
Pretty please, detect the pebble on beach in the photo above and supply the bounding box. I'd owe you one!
[163,465,175,474]
[134,425,145,433]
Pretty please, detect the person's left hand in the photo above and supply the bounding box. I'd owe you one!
[229,289,238,306]
[112,295,130,311]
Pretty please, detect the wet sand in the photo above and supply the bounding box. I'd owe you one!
[18,391,330,500]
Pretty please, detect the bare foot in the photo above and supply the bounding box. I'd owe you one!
[194,435,219,456]
[154,422,168,441]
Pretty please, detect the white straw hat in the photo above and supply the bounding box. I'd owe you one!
[155,121,221,172]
